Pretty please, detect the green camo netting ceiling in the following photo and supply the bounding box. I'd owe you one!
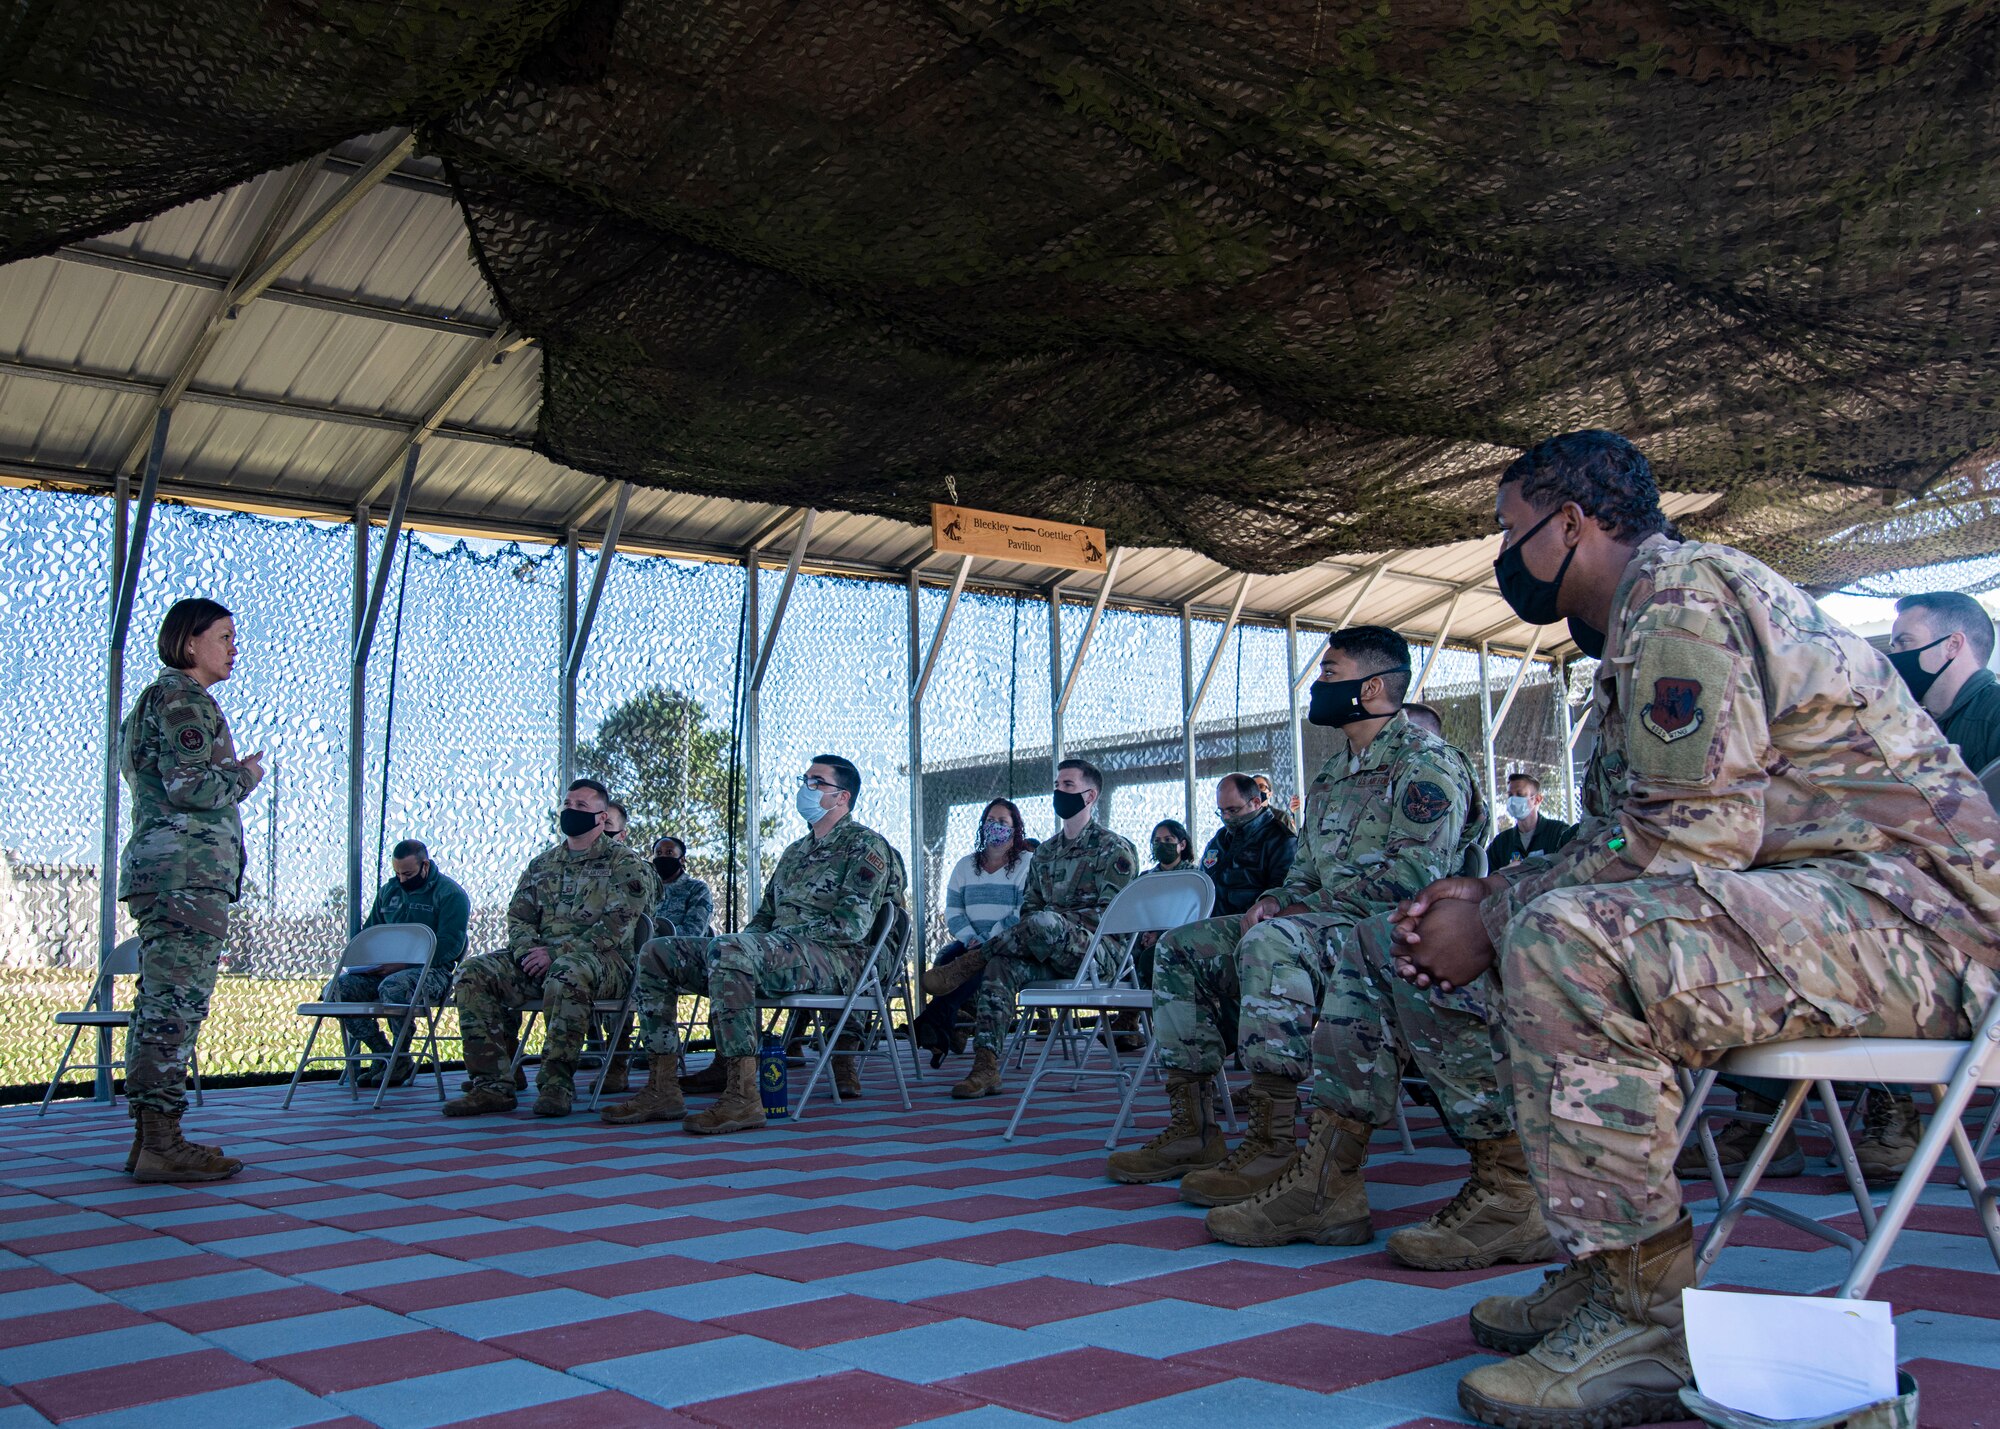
[7,1,2000,583]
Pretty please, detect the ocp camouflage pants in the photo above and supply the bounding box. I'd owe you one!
[1151,914,1245,1076]
[334,965,452,1053]
[453,947,631,1095]
[124,888,229,1116]
[1503,869,2000,1257]
[1232,911,1367,1087]
[1314,915,1510,1141]
[637,931,861,1059]
[972,910,1093,1052]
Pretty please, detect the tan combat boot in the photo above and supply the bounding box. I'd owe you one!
[1856,1089,1922,1187]
[921,950,988,998]
[684,1056,768,1135]
[1674,1088,1805,1180]
[1104,1071,1226,1183]
[1179,1073,1300,1206]
[1205,1108,1372,1247]
[1470,1260,1595,1354]
[602,1052,686,1124]
[126,1111,230,1175]
[950,1046,1003,1100]
[533,1082,575,1118]
[598,1026,632,1095]
[833,1035,864,1100]
[131,1108,244,1183]
[1386,1135,1561,1271]
[442,1038,518,1117]
[1457,1214,1694,1429]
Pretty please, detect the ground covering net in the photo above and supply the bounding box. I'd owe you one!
[7,2,2000,584]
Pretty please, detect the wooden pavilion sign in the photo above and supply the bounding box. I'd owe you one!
[931,503,1108,573]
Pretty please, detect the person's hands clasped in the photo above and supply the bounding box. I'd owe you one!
[521,946,552,976]
[238,751,267,789]
[1391,874,1507,993]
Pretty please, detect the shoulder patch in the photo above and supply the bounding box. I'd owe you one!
[1113,855,1133,875]
[176,725,209,755]
[1400,779,1451,824]
[1639,677,1704,744]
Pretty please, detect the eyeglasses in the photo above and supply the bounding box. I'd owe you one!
[801,774,840,792]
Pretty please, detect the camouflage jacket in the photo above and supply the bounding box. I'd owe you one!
[1274,710,1482,924]
[363,865,472,971]
[1485,536,2000,972]
[117,667,254,902]
[1021,818,1139,933]
[506,836,657,967]
[652,873,715,938]
[748,814,906,959]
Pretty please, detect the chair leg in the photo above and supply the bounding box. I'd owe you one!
[1106,1037,1158,1149]
[876,985,912,1111]
[372,1013,419,1111]
[38,1026,86,1115]
[1819,1077,1878,1236]
[1842,1083,1987,1298]
[1696,1078,1814,1283]
[587,1008,636,1111]
[282,1019,324,1110]
[1004,1011,1069,1142]
[1393,1093,1416,1155]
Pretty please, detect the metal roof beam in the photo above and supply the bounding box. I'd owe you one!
[0,356,529,449]
[356,326,520,505]
[55,247,503,339]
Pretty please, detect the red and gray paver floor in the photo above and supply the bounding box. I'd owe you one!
[0,1065,1993,1428]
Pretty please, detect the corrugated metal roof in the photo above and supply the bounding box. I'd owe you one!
[0,131,1709,659]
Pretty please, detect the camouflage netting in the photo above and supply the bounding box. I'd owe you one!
[9,2,2000,583]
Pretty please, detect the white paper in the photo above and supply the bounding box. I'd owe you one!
[1683,1288,1898,1421]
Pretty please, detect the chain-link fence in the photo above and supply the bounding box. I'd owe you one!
[5,486,1576,1098]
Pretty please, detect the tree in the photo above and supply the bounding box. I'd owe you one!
[574,685,768,905]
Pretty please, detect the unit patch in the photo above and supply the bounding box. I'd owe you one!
[1639,677,1704,744]
[1400,779,1450,824]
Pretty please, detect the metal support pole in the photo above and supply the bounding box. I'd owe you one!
[1490,626,1546,731]
[748,510,816,695]
[1054,548,1123,724]
[907,571,926,972]
[559,483,631,783]
[742,555,762,912]
[559,530,578,788]
[1047,582,1064,777]
[346,445,417,934]
[1181,605,1196,833]
[1285,614,1306,805]
[1556,660,1581,821]
[95,411,169,1099]
[1408,591,1464,701]
[1477,642,1497,842]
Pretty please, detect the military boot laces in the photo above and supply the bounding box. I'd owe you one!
[684,1056,768,1135]
[1385,1137,1559,1272]
[1469,1259,1595,1354]
[1203,1109,1371,1247]
[1856,1089,1921,1187]
[1177,1076,1299,1207]
[1105,1073,1223,1184]
[601,1056,686,1125]
[131,1109,244,1183]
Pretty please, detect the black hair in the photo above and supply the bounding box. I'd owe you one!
[1219,772,1262,802]
[1500,430,1671,543]
[1325,625,1413,703]
[976,797,1031,872]
[1896,591,1996,665]
[1057,757,1103,792]
[157,598,233,669]
[1151,819,1193,864]
[391,839,429,862]
[566,777,610,806]
[810,754,862,803]
[1506,772,1543,794]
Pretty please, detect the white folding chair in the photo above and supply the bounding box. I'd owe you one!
[284,924,444,1110]
[759,900,916,1120]
[39,937,205,1114]
[1688,988,2000,1297]
[1003,869,1215,1146]
[510,914,653,1109]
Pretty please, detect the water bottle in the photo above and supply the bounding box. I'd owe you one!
[758,1035,789,1120]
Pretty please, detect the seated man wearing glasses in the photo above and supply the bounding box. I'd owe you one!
[603,754,905,1136]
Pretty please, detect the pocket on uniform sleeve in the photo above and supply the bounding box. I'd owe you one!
[1541,1051,1667,1232]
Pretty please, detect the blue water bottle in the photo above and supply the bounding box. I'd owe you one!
[758,1035,789,1120]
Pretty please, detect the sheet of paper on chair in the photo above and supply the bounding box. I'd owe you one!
[1683,1288,1897,1421]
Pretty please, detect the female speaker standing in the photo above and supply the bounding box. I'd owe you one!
[118,598,263,1181]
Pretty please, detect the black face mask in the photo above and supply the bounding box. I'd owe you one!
[1151,838,1180,865]
[1494,507,1575,626]
[1568,618,1607,660]
[653,856,683,882]
[559,807,600,838]
[1053,788,1089,820]
[1889,635,1952,703]
[398,868,428,892]
[1307,669,1408,728]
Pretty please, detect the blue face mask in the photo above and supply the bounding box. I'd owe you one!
[796,783,831,824]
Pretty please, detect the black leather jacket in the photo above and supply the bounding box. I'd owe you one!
[1198,807,1298,917]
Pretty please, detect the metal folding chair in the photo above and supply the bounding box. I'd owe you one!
[510,914,652,1109]
[759,900,916,1120]
[1003,869,1215,1146]
[1687,987,2000,1297]
[284,923,444,1109]
[39,937,205,1114]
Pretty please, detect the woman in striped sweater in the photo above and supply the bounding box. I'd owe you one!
[915,798,1033,1066]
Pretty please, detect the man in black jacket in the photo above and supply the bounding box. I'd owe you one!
[1484,773,1573,870]
[1199,774,1298,917]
